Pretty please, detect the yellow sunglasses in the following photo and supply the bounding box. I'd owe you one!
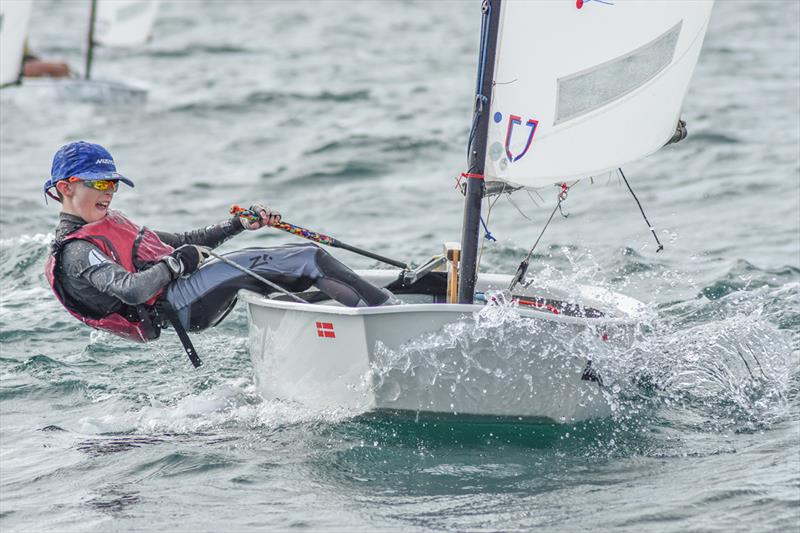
[67,176,119,192]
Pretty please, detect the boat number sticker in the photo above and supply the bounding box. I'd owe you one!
[498,112,538,163]
[316,321,335,339]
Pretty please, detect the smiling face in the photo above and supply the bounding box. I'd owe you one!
[56,179,115,223]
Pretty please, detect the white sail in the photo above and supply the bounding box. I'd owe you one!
[0,0,33,87]
[483,0,714,188]
[93,0,159,48]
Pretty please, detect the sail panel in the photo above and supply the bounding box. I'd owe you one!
[484,0,714,188]
[556,21,681,124]
[94,0,159,48]
[0,0,33,87]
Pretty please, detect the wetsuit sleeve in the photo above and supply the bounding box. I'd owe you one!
[59,239,173,306]
[154,217,244,249]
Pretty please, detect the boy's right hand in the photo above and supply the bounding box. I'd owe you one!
[164,245,210,279]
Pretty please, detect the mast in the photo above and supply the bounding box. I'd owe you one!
[457,0,501,304]
[85,0,97,80]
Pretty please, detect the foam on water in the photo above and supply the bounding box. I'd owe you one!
[347,261,796,453]
[368,291,620,420]
[78,389,341,443]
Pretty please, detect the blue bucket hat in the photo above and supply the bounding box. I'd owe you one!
[44,141,134,202]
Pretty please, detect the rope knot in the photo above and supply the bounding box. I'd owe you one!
[455,172,485,191]
[558,182,569,201]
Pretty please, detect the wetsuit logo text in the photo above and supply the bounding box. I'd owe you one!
[248,254,273,269]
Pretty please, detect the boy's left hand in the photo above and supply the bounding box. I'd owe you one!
[240,203,281,230]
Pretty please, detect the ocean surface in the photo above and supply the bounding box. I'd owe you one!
[1,1,798,531]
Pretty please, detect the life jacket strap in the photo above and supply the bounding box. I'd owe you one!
[133,304,161,340]
[160,302,202,368]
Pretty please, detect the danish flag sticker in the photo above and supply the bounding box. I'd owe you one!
[316,321,335,339]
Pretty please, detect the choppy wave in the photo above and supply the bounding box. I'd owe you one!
[150,43,254,58]
[167,89,371,114]
[2,0,798,530]
[688,131,743,144]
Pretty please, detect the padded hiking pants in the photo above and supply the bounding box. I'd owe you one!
[163,243,389,331]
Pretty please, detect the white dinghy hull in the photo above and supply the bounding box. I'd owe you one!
[242,271,644,423]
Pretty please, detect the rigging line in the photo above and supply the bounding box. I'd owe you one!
[477,182,504,270]
[507,196,562,292]
[467,0,492,165]
[507,180,581,227]
[618,168,664,252]
[466,108,481,163]
[522,182,577,262]
[524,196,562,264]
[525,190,541,209]
[476,0,491,93]
[505,191,535,220]
[480,216,496,242]
[507,182,577,292]
[466,93,488,165]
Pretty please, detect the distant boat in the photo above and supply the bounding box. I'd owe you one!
[243,0,715,423]
[1,0,159,103]
[0,0,33,87]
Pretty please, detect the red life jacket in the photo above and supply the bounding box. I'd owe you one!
[45,210,174,343]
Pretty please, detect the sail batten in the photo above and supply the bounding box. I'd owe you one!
[483,0,714,189]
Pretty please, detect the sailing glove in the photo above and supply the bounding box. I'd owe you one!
[163,245,211,279]
[240,203,281,230]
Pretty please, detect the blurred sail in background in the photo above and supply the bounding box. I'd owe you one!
[0,0,33,86]
[93,0,159,48]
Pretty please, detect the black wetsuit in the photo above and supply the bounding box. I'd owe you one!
[53,213,389,332]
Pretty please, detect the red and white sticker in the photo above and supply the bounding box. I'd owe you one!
[316,321,335,338]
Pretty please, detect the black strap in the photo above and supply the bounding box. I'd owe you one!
[160,302,202,368]
[131,226,147,270]
[134,304,161,340]
[618,168,664,252]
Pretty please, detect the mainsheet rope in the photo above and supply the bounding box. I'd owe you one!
[507,182,573,292]
[454,165,665,293]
